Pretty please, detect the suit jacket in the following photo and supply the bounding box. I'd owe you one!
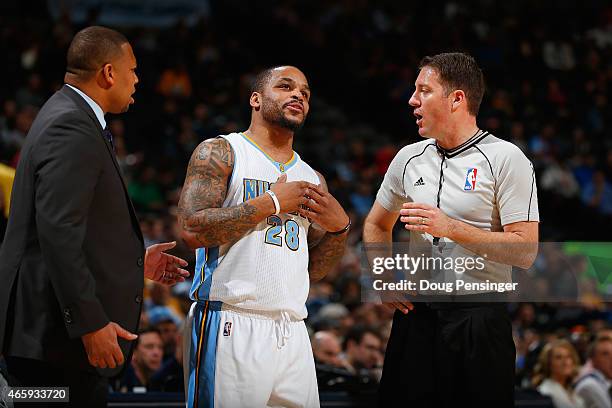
[0,85,145,377]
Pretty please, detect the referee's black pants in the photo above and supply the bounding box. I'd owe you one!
[378,302,515,408]
[5,356,108,407]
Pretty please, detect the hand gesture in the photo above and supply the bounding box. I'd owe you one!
[269,174,318,213]
[400,202,454,237]
[81,322,137,368]
[382,292,415,314]
[145,241,190,285]
[297,185,349,232]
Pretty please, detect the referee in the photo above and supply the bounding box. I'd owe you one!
[363,52,539,407]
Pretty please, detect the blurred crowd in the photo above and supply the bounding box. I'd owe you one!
[1,0,611,405]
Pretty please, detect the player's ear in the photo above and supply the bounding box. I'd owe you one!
[250,92,261,111]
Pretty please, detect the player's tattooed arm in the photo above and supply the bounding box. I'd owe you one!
[178,138,274,249]
[308,231,348,283]
[306,172,349,283]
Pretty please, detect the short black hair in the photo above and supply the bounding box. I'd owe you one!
[343,325,380,350]
[250,65,286,94]
[588,334,612,358]
[135,327,161,348]
[419,52,485,116]
[66,26,128,79]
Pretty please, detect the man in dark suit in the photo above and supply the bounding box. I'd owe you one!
[0,26,189,407]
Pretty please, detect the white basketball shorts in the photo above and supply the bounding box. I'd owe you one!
[185,301,320,408]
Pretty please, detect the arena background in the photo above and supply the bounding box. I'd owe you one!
[0,0,611,407]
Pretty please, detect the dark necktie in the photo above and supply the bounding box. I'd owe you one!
[102,127,115,152]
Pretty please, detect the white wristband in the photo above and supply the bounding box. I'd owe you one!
[266,190,281,215]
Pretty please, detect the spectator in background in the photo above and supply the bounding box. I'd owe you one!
[128,166,165,212]
[145,282,171,311]
[516,328,545,388]
[343,326,383,381]
[572,153,597,188]
[0,100,18,134]
[0,105,38,158]
[349,184,374,218]
[147,306,180,361]
[149,324,184,392]
[313,330,378,394]
[139,309,149,332]
[542,39,576,71]
[575,335,612,408]
[533,339,585,408]
[169,280,194,318]
[157,61,192,99]
[15,73,46,109]
[309,303,354,338]
[118,328,163,392]
[306,282,334,318]
[541,159,580,199]
[312,331,348,369]
[581,170,612,216]
[145,282,184,319]
[513,303,537,330]
[141,217,170,247]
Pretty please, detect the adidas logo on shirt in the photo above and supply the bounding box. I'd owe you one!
[414,177,425,186]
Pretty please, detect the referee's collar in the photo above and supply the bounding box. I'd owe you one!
[436,129,489,158]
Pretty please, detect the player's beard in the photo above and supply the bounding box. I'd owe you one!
[261,96,305,132]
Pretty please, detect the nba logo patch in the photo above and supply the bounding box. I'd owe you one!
[223,322,232,337]
[464,168,477,191]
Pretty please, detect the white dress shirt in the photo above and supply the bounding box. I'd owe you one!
[65,84,106,129]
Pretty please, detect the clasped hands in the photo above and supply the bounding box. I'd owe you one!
[270,174,349,232]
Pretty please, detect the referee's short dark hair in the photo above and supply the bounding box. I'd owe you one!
[419,52,485,116]
[66,26,129,79]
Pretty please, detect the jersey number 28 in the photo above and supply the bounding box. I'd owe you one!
[265,216,299,251]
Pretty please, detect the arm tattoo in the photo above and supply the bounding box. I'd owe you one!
[308,232,347,282]
[307,170,347,282]
[178,138,264,248]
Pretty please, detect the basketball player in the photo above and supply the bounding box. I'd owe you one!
[177,66,350,408]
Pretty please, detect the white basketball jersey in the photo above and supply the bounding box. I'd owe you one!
[190,132,320,320]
